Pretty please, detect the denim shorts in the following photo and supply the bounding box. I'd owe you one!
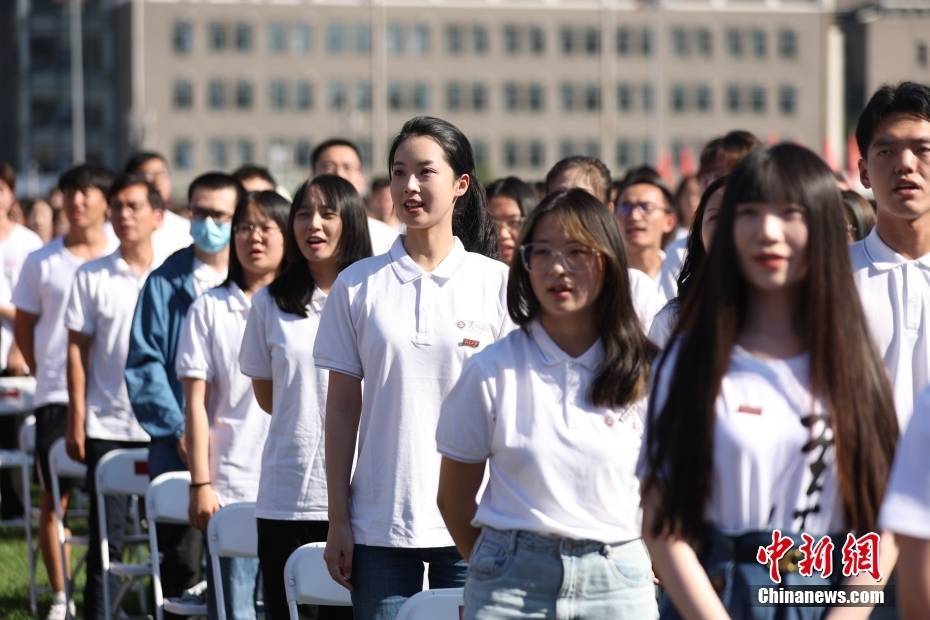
[463,527,658,620]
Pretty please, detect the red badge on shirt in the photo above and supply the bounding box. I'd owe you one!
[737,404,763,415]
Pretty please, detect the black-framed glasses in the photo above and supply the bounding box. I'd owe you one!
[191,206,234,224]
[519,242,599,273]
[233,223,281,238]
[616,201,669,217]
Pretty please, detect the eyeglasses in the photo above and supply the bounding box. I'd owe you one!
[519,243,599,273]
[191,206,234,224]
[491,217,524,234]
[616,201,669,217]
[233,223,281,238]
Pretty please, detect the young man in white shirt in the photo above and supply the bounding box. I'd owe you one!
[851,81,930,431]
[311,138,398,254]
[615,176,677,287]
[124,151,192,262]
[13,164,119,620]
[65,174,163,620]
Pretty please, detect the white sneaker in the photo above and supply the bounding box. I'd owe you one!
[44,599,75,620]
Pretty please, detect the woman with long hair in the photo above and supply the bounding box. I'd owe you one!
[437,189,658,618]
[177,190,289,618]
[240,176,371,619]
[314,116,512,619]
[640,144,899,618]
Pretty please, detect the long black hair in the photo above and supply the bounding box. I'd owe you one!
[224,190,290,292]
[642,144,898,540]
[388,116,498,258]
[674,175,729,305]
[508,189,657,407]
[268,175,372,316]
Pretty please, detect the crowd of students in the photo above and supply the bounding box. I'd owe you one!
[0,79,928,620]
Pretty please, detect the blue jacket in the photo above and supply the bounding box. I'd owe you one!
[125,246,196,441]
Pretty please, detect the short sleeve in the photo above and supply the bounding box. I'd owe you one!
[12,251,42,315]
[878,390,930,539]
[437,354,495,463]
[175,295,213,382]
[64,268,95,336]
[239,290,272,380]
[313,275,363,379]
[648,302,678,350]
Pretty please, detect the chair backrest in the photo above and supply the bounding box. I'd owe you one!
[49,438,87,480]
[207,502,257,558]
[95,448,150,496]
[395,588,464,620]
[146,472,191,524]
[18,415,35,454]
[283,543,352,607]
[0,376,36,414]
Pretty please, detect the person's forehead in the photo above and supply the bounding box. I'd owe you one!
[138,158,168,173]
[113,184,150,201]
[872,112,930,144]
[191,186,237,210]
[317,145,361,166]
[621,183,663,201]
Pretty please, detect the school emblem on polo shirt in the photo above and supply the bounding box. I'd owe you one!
[456,319,492,348]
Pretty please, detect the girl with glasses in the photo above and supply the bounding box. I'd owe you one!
[437,188,659,619]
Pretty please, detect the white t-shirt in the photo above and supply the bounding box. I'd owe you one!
[437,321,646,542]
[641,342,843,535]
[851,229,930,431]
[628,268,665,334]
[648,301,679,349]
[659,236,686,302]
[176,283,270,506]
[878,386,930,540]
[191,257,227,298]
[12,235,119,407]
[0,225,43,367]
[154,210,193,264]
[313,236,513,548]
[239,286,329,521]
[64,249,152,442]
[367,217,399,255]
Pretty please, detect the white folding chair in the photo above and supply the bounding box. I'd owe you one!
[395,587,465,620]
[283,542,352,619]
[146,471,207,620]
[94,447,151,620]
[49,437,89,616]
[0,424,35,615]
[207,502,258,620]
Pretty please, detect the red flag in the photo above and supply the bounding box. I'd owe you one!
[678,144,696,176]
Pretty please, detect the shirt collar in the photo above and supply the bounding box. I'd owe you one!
[309,287,328,314]
[863,228,930,271]
[389,235,467,284]
[529,320,603,371]
[226,282,252,313]
[111,249,152,279]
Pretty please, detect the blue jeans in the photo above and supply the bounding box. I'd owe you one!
[351,544,467,620]
[463,527,658,619]
[204,532,261,620]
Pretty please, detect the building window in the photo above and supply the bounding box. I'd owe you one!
[918,42,928,67]
[358,140,373,169]
[696,84,711,112]
[529,84,545,112]
[413,82,429,111]
[296,81,313,111]
[472,83,488,111]
[270,80,288,110]
[504,141,518,168]
[235,23,252,51]
[388,82,403,111]
[671,84,687,113]
[726,84,741,112]
[504,25,519,54]
[208,80,226,109]
[529,141,545,168]
[412,24,430,54]
[173,80,193,110]
[726,29,743,58]
[174,140,194,170]
[617,84,632,112]
[356,82,372,111]
[642,83,654,112]
[584,28,600,55]
[616,140,632,168]
[584,84,600,112]
[473,24,488,54]
[293,24,312,54]
[504,83,518,112]
[327,23,347,53]
[617,27,631,56]
[697,28,712,57]
[642,28,654,56]
[560,27,574,55]
[209,139,227,169]
[474,140,488,168]
[269,23,287,53]
[561,84,574,111]
[530,27,545,54]
[446,83,462,111]
[208,22,227,52]
[750,29,766,59]
[642,140,655,166]
[778,29,798,59]
[751,85,766,113]
[295,140,314,168]
[355,24,371,53]
[779,85,797,115]
[328,82,348,111]
[446,24,463,54]
[235,81,253,110]
[388,24,404,55]
[672,28,689,57]
[237,139,253,164]
[173,21,193,54]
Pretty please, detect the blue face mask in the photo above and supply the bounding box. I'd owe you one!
[190,217,231,254]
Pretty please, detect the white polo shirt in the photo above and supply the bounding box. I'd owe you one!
[437,321,646,543]
[878,385,930,540]
[239,286,329,521]
[851,229,930,431]
[628,268,665,334]
[64,249,152,442]
[641,342,843,536]
[12,235,119,407]
[313,236,513,548]
[367,217,399,255]
[154,210,193,264]
[658,235,687,302]
[176,283,270,506]
[0,225,43,367]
